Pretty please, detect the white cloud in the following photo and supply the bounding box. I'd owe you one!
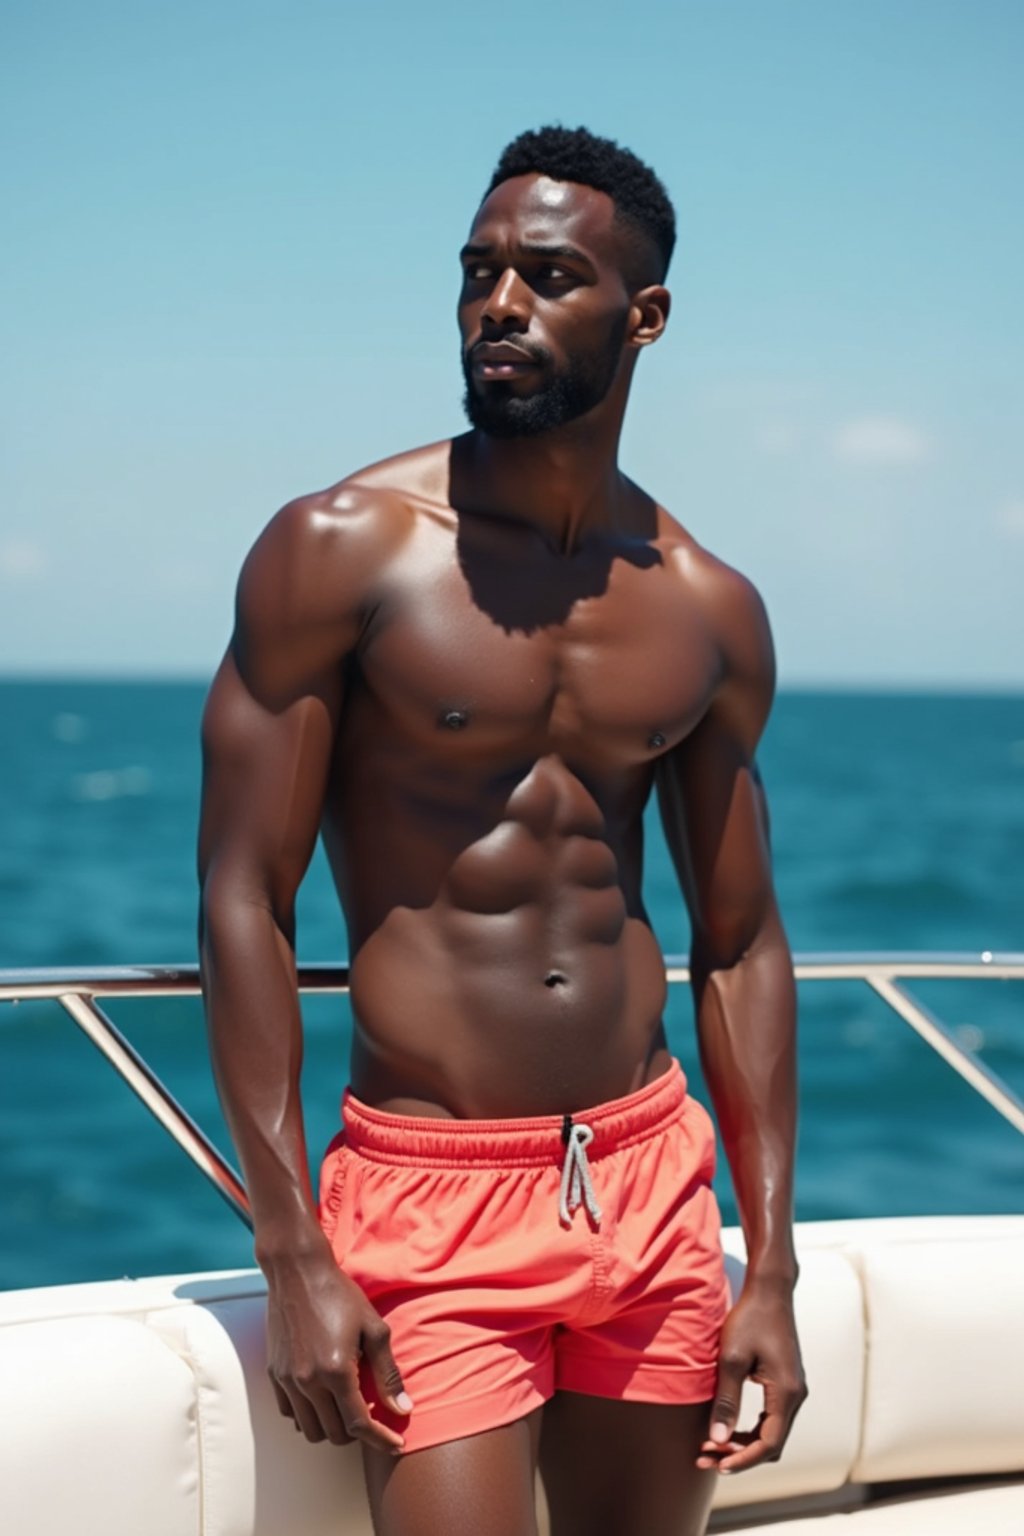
[0,538,47,579]
[832,417,931,466]
[994,499,1024,539]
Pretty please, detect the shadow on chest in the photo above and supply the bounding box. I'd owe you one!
[359,545,714,760]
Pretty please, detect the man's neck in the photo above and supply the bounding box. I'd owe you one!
[455,417,630,555]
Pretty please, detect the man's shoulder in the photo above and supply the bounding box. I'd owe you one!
[241,438,455,610]
[652,504,774,697]
[226,442,453,706]
[231,440,450,668]
[266,437,455,557]
[654,506,767,629]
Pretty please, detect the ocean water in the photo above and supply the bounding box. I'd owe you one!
[1,681,1022,1290]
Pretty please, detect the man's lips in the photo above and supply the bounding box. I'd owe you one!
[475,359,536,378]
[470,341,541,378]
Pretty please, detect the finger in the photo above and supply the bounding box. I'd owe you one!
[708,1349,751,1446]
[758,1371,808,1442]
[696,1429,756,1472]
[284,1382,328,1444]
[695,1419,751,1469]
[695,1434,744,1469]
[336,1373,405,1456]
[268,1375,295,1420]
[304,1383,355,1447]
[716,1412,786,1474]
[362,1318,413,1417]
[699,1429,748,1453]
[723,1373,805,1470]
[695,1450,741,1469]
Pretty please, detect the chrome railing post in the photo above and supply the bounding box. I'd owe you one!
[59,992,252,1229]
[865,975,1024,1137]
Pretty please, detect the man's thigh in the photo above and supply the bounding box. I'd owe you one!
[539,1392,719,1536]
[362,1408,544,1536]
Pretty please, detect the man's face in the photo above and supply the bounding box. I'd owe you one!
[458,175,635,438]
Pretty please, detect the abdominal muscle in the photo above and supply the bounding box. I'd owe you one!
[344,799,672,1119]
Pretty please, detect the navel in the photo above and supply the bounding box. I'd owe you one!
[544,971,568,988]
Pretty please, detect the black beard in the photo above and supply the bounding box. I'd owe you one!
[461,326,626,439]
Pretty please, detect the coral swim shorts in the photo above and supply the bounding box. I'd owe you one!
[317,1059,729,1454]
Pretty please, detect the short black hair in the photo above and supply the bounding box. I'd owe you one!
[485,124,676,285]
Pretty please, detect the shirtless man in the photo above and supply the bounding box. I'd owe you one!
[198,125,806,1536]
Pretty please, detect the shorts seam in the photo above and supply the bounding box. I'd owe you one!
[555,1358,719,1402]
[318,1147,350,1245]
[395,1380,552,1453]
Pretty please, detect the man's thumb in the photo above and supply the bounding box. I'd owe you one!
[364,1321,413,1415]
[710,1357,745,1443]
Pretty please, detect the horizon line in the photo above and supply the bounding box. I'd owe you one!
[0,671,1021,698]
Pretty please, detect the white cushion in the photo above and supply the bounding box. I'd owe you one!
[0,1314,199,1536]
[851,1230,1024,1482]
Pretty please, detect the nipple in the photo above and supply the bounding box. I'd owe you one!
[440,708,468,731]
[648,731,667,750]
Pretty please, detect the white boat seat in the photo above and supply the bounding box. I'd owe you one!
[0,1216,1021,1535]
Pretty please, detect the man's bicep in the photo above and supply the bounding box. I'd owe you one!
[656,701,775,966]
[197,644,341,923]
[231,495,363,710]
[198,494,365,915]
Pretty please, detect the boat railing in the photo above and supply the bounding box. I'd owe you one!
[1,953,1022,1233]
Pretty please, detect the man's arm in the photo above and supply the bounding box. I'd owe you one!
[198,492,411,1453]
[655,564,807,1475]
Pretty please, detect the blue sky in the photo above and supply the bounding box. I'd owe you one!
[2,0,1022,686]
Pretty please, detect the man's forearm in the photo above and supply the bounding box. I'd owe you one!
[199,887,329,1271]
[691,912,798,1286]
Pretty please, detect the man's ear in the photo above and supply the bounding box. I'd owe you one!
[628,285,671,348]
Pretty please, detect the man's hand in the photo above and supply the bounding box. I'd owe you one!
[696,1279,807,1475]
[265,1251,412,1455]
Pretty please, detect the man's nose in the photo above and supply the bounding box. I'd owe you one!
[481,266,530,331]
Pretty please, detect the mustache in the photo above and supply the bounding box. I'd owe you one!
[465,338,551,366]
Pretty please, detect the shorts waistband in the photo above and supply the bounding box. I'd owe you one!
[340,1059,688,1168]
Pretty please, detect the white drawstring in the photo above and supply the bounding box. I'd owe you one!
[559,1119,602,1227]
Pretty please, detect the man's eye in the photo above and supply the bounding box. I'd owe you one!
[537,265,568,280]
[464,264,493,280]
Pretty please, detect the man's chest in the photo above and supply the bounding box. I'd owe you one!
[356,544,718,769]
